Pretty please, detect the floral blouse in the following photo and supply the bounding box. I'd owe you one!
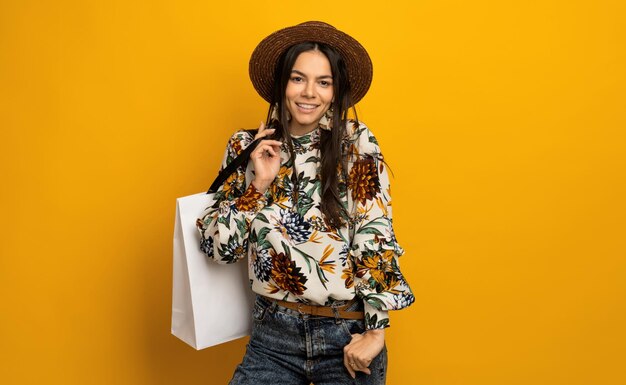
[196,120,414,329]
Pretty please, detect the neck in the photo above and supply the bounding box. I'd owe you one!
[288,122,318,137]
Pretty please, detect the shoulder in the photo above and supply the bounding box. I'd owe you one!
[343,120,383,160]
[225,129,256,157]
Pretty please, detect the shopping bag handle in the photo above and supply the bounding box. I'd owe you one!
[207,133,260,194]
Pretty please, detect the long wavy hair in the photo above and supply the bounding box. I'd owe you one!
[266,42,358,229]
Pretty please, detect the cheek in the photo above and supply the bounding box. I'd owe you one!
[284,85,297,101]
[324,88,334,104]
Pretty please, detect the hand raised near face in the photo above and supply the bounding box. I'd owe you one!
[250,122,282,193]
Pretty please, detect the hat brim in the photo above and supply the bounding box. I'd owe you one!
[249,22,373,105]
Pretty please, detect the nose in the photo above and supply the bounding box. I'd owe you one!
[301,81,314,98]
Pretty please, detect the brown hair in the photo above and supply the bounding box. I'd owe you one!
[266,42,358,228]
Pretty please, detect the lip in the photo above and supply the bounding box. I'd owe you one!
[295,103,319,113]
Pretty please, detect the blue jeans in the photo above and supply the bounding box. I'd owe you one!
[229,296,387,385]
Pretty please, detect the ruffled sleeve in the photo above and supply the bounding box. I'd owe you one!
[196,130,269,264]
[345,121,415,329]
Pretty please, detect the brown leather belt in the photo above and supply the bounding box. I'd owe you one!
[271,297,364,320]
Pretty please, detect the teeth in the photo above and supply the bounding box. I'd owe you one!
[296,103,317,109]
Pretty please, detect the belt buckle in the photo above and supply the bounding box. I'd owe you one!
[296,303,306,315]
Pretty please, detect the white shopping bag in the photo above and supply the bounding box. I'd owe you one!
[171,192,254,350]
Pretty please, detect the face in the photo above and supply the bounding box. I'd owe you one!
[284,50,334,135]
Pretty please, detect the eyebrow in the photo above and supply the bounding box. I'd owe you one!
[291,70,333,80]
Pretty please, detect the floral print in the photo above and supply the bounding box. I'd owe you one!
[251,247,272,282]
[348,157,381,206]
[217,235,248,264]
[235,186,265,212]
[268,248,308,296]
[273,208,312,244]
[196,120,414,329]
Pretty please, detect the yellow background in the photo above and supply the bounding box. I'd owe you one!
[1,0,625,384]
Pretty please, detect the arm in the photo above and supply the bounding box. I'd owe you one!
[342,122,415,377]
[346,122,415,329]
[196,124,282,264]
[196,130,269,264]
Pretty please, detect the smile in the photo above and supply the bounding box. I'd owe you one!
[295,103,319,110]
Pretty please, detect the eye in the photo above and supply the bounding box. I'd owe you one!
[290,76,303,83]
[319,79,333,88]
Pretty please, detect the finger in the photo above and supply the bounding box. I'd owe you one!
[264,147,278,157]
[254,122,265,140]
[343,355,356,379]
[351,361,371,375]
[356,355,371,367]
[356,366,371,375]
[251,147,265,159]
[255,122,277,140]
[258,139,282,147]
[253,145,277,158]
[350,356,366,371]
[356,354,371,368]
[251,145,262,156]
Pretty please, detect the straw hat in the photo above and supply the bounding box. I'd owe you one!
[249,21,373,105]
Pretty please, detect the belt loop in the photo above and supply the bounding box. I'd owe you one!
[269,298,278,314]
[332,305,342,324]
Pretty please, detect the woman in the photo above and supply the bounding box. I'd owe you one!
[197,21,414,385]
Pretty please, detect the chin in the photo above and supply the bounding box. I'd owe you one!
[295,117,321,127]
